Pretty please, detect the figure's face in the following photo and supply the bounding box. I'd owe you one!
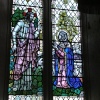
[58,31,67,42]
[30,13,34,21]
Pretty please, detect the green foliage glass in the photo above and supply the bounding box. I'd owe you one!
[57,11,78,42]
[12,8,24,27]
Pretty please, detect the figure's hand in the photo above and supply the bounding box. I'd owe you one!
[52,42,58,50]
[37,51,42,56]
[38,58,43,66]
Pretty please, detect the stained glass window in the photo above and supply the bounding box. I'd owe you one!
[8,0,84,99]
[52,0,84,100]
[8,0,43,99]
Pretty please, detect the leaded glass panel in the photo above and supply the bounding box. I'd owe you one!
[52,0,84,99]
[8,0,43,99]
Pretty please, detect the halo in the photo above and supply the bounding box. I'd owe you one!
[55,29,68,42]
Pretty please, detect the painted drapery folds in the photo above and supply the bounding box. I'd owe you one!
[8,0,43,99]
[52,0,84,99]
